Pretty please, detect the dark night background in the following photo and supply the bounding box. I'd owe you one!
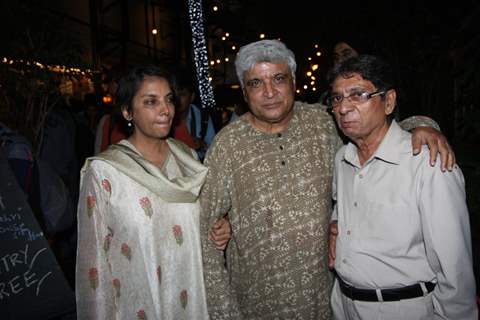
[211,1,480,136]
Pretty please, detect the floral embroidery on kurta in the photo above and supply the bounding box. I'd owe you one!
[76,140,209,319]
[139,197,153,218]
[180,290,188,309]
[86,195,96,217]
[101,179,111,194]
[121,243,131,260]
[88,267,98,290]
[172,225,183,245]
[112,278,121,298]
[137,309,146,319]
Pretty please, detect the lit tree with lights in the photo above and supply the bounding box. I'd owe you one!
[187,0,216,110]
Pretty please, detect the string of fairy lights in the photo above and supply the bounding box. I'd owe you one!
[196,4,323,99]
[296,44,323,95]
[187,0,216,109]
[3,4,324,103]
[1,57,94,76]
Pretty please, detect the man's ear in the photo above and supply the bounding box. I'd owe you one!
[242,88,249,103]
[385,89,397,116]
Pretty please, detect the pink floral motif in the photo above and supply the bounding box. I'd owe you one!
[157,265,161,285]
[112,278,121,298]
[86,195,96,217]
[137,309,146,320]
[180,289,188,309]
[172,225,183,246]
[121,243,131,260]
[103,228,113,253]
[101,179,111,194]
[139,197,153,218]
[88,267,98,290]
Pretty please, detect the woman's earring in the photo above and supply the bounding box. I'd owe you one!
[127,121,132,127]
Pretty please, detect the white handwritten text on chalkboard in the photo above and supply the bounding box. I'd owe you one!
[0,244,52,299]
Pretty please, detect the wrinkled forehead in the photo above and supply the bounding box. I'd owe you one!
[245,61,292,78]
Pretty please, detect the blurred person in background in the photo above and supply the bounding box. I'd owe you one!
[172,68,216,162]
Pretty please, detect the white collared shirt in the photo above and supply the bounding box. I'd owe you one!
[332,120,477,319]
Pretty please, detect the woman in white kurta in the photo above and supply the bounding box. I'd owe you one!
[76,66,212,319]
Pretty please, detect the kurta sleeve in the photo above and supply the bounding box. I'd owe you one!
[399,115,441,132]
[310,101,356,152]
[418,162,478,319]
[76,163,115,319]
[200,141,241,319]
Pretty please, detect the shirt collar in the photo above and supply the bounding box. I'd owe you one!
[344,120,404,167]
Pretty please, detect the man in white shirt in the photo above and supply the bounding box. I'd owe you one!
[328,54,477,319]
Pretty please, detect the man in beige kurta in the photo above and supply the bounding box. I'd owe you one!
[201,102,341,319]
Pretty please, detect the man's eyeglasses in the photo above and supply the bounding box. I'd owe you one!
[327,90,386,108]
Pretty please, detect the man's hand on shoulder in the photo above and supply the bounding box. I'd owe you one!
[411,127,456,172]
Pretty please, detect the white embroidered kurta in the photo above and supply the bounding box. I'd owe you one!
[76,139,209,320]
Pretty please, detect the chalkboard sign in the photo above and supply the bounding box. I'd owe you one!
[0,150,75,319]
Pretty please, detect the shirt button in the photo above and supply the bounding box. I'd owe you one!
[347,230,351,235]
[281,160,286,166]
[359,174,363,179]
[342,259,347,264]
[354,202,358,207]
[279,145,284,150]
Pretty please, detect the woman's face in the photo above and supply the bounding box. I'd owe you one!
[123,76,175,141]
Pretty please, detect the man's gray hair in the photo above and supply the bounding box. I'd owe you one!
[234,40,297,89]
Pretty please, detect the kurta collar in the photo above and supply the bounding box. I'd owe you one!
[239,101,303,138]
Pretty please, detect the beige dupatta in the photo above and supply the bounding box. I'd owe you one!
[81,139,207,203]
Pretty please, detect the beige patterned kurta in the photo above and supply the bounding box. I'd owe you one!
[200,102,343,319]
[76,139,209,320]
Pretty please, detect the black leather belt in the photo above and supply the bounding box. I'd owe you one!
[337,275,436,302]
